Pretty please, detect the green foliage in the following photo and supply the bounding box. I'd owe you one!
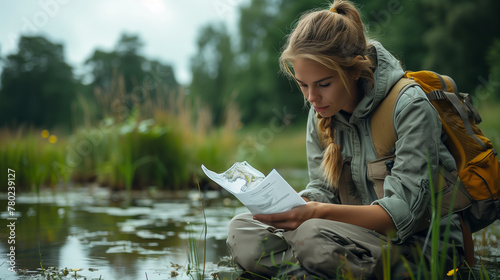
[0,129,65,193]
[418,0,500,92]
[82,33,179,127]
[189,0,324,125]
[486,38,500,99]
[190,0,500,125]
[186,184,208,280]
[361,0,500,93]
[0,117,195,191]
[190,24,235,124]
[0,79,243,191]
[0,36,77,131]
[85,33,179,94]
[0,33,181,133]
[65,112,191,191]
[361,0,430,71]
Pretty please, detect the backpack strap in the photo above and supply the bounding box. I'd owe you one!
[460,213,476,266]
[371,78,419,158]
[427,90,488,153]
[372,77,477,267]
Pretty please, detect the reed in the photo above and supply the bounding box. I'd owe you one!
[0,127,66,192]
[186,182,208,280]
[0,74,246,192]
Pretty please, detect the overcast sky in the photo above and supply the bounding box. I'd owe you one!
[0,0,242,85]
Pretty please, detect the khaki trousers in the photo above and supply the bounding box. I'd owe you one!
[227,213,463,279]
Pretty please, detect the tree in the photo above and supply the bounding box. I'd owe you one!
[358,0,429,71]
[189,0,500,125]
[84,33,179,122]
[419,0,500,92]
[485,38,500,99]
[190,24,235,124]
[0,35,76,130]
[190,0,327,125]
[85,33,178,94]
[339,0,500,93]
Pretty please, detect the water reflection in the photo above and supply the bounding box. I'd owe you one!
[0,188,244,279]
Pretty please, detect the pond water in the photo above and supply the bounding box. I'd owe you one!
[1,186,499,280]
[0,187,246,280]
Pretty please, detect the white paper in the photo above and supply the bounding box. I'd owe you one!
[201,162,306,214]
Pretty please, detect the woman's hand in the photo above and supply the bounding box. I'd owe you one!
[253,201,321,231]
[254,202,397,235]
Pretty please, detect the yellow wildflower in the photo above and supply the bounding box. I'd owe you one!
[41,130,49,138]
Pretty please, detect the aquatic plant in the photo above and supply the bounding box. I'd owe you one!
[0,128,66,193]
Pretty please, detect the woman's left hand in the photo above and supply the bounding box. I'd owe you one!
[253,201,322,231]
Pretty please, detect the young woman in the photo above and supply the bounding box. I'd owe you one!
[227,0,466,278]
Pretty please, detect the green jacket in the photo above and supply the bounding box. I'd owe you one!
[300,41,462,244]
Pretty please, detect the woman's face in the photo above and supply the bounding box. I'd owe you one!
[293,58,359,118]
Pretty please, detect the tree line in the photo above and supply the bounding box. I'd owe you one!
[190,0,500,124]
[0,34,179,131]
[1,0,499,131]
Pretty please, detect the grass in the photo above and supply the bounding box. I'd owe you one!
[0,128,67,194]
[0,92,307,194]
[0,78,242,192]
[186,181,209,280]
[472,91,500,149]
[235,122,307,172]
[426,155,460,280]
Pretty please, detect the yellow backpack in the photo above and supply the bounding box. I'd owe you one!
[316,70,499,265]
[372,70,500,234]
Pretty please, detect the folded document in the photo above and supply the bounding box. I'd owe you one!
[201,161,306,214]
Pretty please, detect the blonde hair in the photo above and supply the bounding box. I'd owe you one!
[280,0,374,188]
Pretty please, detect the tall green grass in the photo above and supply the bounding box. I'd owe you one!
[0,76,243,192]
[186,182,208,280]
[0,128,66,193]
[426,156,459,280]
[0,74,309,192]
[472,89,500,149]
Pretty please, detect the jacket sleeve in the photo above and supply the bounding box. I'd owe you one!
[372,86,441,243]
[298,107,339,204]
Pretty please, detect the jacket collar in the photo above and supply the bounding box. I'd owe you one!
[349,41,405,121]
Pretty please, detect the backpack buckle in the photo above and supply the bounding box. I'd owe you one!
[385,160,395,172]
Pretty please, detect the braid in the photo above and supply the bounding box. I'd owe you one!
[279,0,372,188]
[317,115,343,189]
